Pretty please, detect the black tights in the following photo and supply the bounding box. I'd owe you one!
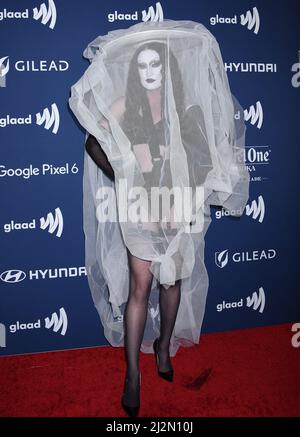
[84,136,181,399]
[123,251,181,401]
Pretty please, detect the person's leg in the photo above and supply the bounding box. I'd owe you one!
[123,251,153,405]
[157,280,181,371]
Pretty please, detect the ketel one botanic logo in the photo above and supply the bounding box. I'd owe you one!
[245,195,265,223]
[45,308,68,336]
[3,207,63,237]
[0,0,57,29]
[243,101,263,129]
[210,6,260,34]
[0,103,60,134]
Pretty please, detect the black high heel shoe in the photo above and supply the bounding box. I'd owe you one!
[121,372,141,417]
[153,338,174,382]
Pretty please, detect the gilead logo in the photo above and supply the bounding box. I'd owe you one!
[215,249,277,268]
[0,59,68,88]
[0,56,9,88]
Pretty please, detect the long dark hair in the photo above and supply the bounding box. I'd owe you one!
[122,41,185,136]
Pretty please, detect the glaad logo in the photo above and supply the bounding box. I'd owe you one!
[10,319,41,333]
[240,7,260,34]
[108,2,163,23]
[215,195,265,220]
[33,0,57,29]
[216,249,276,268]
[142,2,164,22]
[40,207,63,237]
[0,56,9,87]
[36,103,60,134]
[291,61,300,88]
[0,323,6,348]
[246,287,265,313]
[216,286,265,313]
[3,207,63,237]
[243,101,263,129]
[0,103,60,134]
[245,195,265,223]
[210,7,260,34]
[45,308,68,336]
[0,266,86,283]
[8,308,67,336]
[0,0,57,29]
[291,323,300,348]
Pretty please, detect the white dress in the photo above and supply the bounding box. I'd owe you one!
[68,19,250,356]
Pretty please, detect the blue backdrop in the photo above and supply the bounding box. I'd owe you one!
[1,0,299,356]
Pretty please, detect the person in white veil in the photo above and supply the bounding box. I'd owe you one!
[69,20,250,417]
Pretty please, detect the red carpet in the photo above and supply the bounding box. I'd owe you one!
[0,323,299,417]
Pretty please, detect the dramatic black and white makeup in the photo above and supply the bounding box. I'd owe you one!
[137,49,162,90]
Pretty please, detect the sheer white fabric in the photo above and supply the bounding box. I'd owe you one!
[69,20,250,356]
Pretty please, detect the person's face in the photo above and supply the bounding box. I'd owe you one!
[137,49,162,90]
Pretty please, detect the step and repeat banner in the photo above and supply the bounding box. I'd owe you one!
[1,0,299,356]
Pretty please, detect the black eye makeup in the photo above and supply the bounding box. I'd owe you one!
[138,59,162,69]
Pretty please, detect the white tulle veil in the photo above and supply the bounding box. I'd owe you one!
[69,20,249,356]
